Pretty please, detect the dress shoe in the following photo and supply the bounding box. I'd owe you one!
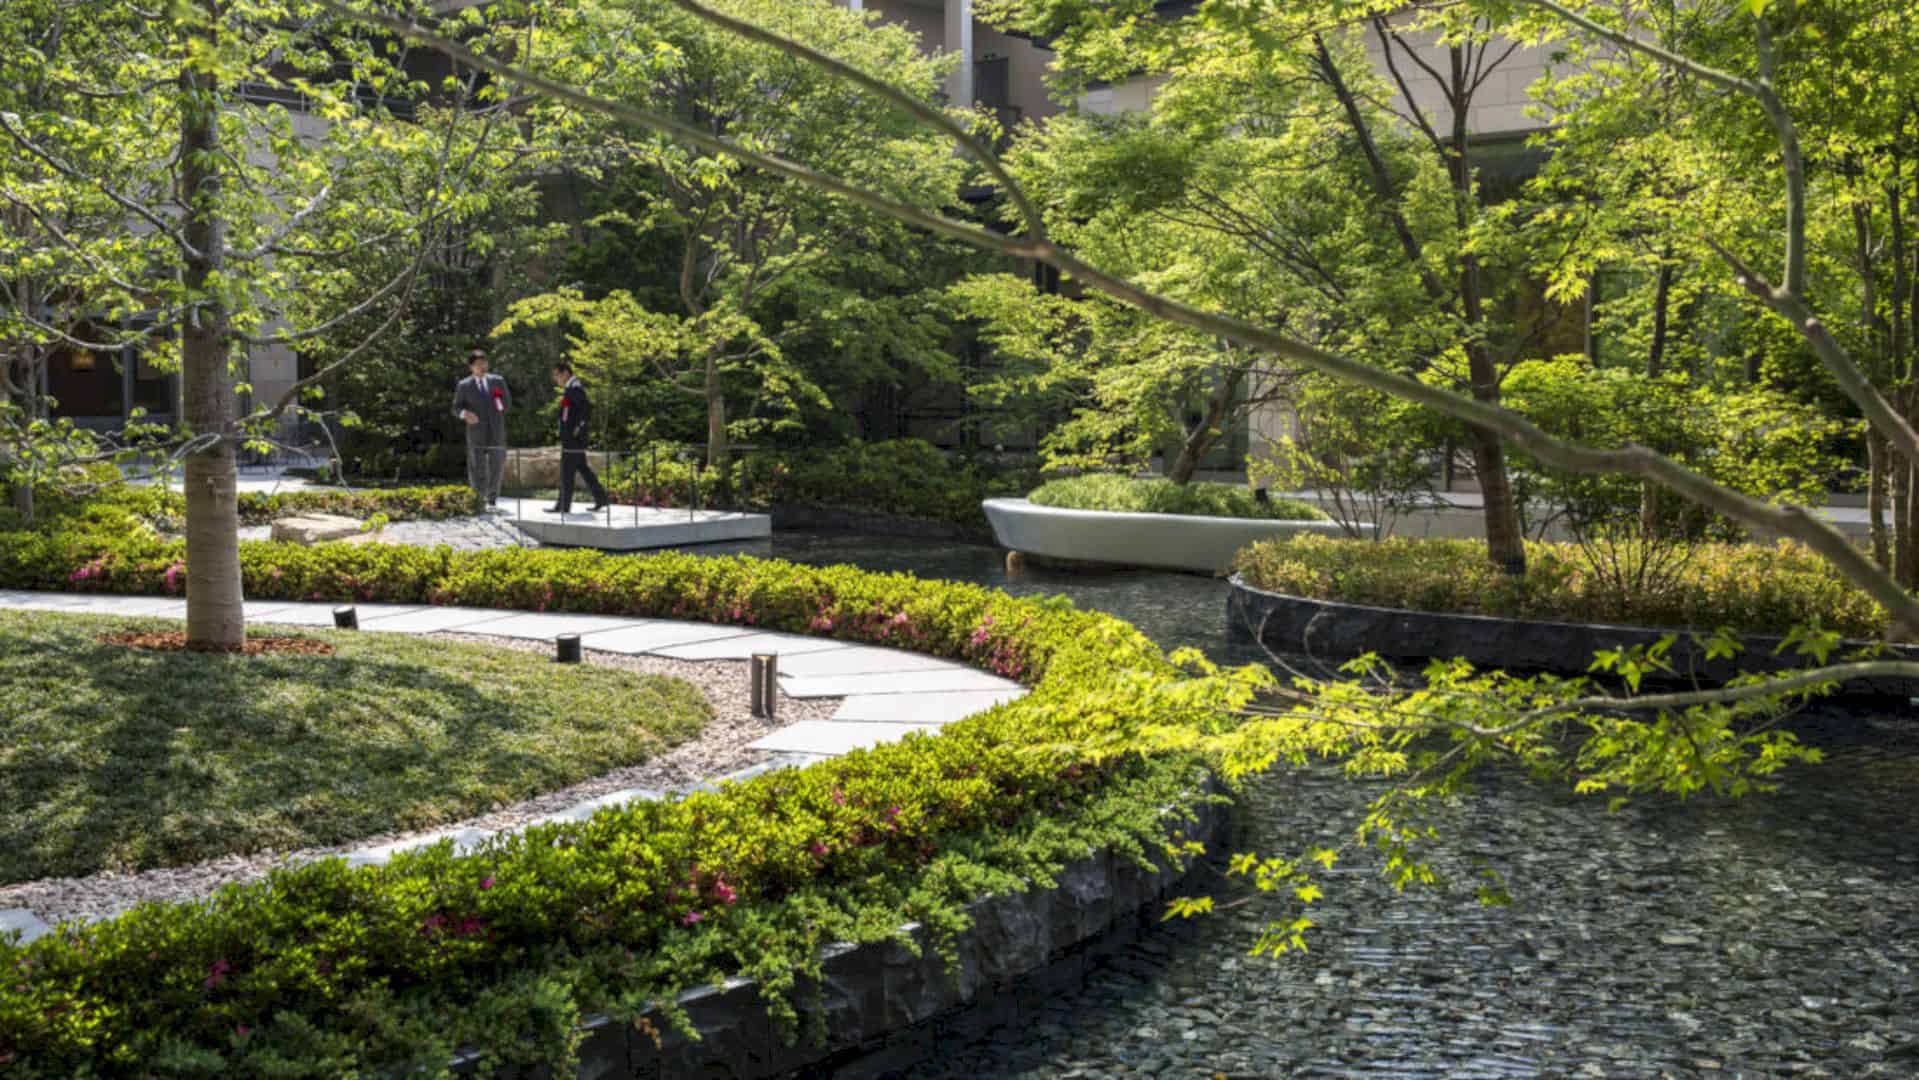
[588,501,609,512]
[544,504,567,514]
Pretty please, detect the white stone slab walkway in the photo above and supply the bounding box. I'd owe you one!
[0,590,1026,944]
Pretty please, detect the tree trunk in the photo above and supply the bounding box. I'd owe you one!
[1903,456,1919,591]
[1447,48,1525,574]
[703,345,726,470]
[1166,369,1243,485]
[1639,266,1674,537]
[178,24,245,650]
[1869,431,1891,571]
[1647,260,1673,378]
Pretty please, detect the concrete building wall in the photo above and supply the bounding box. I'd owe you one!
[854,0,1060,123]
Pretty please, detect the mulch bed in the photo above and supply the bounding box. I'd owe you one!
[98,630,337,657]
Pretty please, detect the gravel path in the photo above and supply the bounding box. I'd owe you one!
[0,634,838,925]
[238,512,533,550]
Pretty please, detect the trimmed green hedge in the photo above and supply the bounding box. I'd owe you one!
[1029,475,1327,522]
[110,484,482,528]
[1234,534,1889,641]
[0,516,1230,1074]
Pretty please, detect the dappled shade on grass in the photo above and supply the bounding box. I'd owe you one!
[0,610,710,883]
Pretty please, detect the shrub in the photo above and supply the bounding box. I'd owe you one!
[0,521,1245,1074]
[33,483,481,532]
[598,439,1038,530]
[1233,533,1889,640]
[1029,474,1328,522]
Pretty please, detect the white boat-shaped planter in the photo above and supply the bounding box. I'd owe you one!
[982,497,1366,574]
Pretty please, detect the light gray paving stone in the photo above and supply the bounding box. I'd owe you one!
[747,720,944,756]
[456,612,650,641]
[769,645,967,678]
[3,592,98,609]
[354,606,523,634]
[345,826,495,868]
[832,689,1027,725]
[651,631,848,661]
[1,908,51,945]
[578,621,762,654]
[778,667,1022,700]
[252,602,423,627]
[97,596,190,616]
[241,600,307,620]
[539,786,666,825]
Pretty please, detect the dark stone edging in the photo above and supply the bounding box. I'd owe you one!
[1228,576,1919,699]
[456,782,1230,1079]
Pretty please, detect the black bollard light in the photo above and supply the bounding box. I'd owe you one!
[750,652,778,719]
[555,633,583,664]
[333,606,359,630]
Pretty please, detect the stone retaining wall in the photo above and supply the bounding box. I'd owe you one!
[456,785,1229,1079]
[1228,576,1919,700]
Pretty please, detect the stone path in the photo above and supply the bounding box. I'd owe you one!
[0,590,1025,944]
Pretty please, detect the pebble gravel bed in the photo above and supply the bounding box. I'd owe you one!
[916,708,1919,1078]
[238,511,534,550]
[0,635,838,925]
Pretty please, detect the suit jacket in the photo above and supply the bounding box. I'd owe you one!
[558,376,593,449]
[451,373,511,441]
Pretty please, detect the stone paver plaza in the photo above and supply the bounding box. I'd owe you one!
[0,590,1025,945]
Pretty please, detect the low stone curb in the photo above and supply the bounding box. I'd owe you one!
[453,781,1231,1079]
[1228,576,1919,698]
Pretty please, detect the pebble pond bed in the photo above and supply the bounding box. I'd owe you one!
[909,712,1919,1078]
[237,521,1919,1075]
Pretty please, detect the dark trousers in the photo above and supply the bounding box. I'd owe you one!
[558,447,607,512]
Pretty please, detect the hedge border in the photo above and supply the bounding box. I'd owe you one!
[0,526,1223,1076]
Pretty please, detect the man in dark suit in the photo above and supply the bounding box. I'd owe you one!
[546,361,609,514]
[451,345,511,506]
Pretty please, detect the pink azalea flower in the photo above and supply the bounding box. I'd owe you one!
[479,876,495,891]
[682,910,705,927]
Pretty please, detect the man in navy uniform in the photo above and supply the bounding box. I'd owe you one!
[547,360,609,514]
[451,345,511,506]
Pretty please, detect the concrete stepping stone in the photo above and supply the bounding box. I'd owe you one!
[768,646,965,678]
[456,612,648,642]
[2,592,97,609]
[354,607,523,634]
[538,787,665,824]
[97,597,189,616]
[748,720,944,756]
[1,908,51,945]
[255,602,422,627]
[578,622,762,655]
[241,600,310,620]
[832,689,1026,725]
[778,667,1022,699]
[345,826,495,868]
[651,631,847,661]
